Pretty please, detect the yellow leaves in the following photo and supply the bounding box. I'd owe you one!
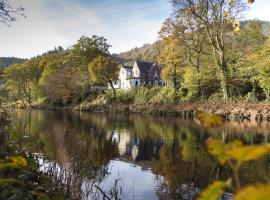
[229,0,235,7]
[207,139,270,165]
[233,19,241,35]
[207,139,227,165]
[226,145,270,162]
[195,110,224,128]
[198,180,231,200]
[0,178,18,184]
[0,156,28,170]
[234,26,241,35]
[224,12,230,18]
[234,184,270,200]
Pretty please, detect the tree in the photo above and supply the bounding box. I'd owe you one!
[4,64,31,106]
[171,0,246,101]
[158,19,185,94]
[174,9,207,97]
[4,59,46,107]
[253,43,270,101]
[68,35,111,97]
[237,20,267,100]
[0,0,25,25]
[43,65,84,105]
[88,55,119,98]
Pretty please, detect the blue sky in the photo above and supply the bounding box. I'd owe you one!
[0,0,269,58]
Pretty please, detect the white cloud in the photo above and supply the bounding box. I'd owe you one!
[244,0,270,21]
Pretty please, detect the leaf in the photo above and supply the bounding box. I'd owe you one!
[234,184,270,200]
[196,110,224,128]
[207,139,243,165]
[225,145,270,162]
[207,139,228,165]
[234,26,241,35]
[198,180,230,200]
[248,0,255,4]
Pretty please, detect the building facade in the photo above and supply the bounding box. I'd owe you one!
[110,60,164,90]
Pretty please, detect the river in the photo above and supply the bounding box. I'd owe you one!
[11,110,270,200]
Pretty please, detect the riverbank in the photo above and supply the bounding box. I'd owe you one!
[27,98,270,122]
[74,101,270,122]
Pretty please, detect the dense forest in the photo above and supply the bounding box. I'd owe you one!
[0,57,26,70]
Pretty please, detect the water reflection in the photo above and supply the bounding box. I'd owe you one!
[11,110,270,200]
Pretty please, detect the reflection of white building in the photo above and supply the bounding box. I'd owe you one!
[131,145,139,161]
[109,60,165,90]
[110,130,131,156]
[108,129,140,160]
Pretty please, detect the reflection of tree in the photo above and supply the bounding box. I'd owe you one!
[12,110,270,199]
[12,110,119,199]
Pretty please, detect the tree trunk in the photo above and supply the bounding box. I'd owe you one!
[220,71,229,101]
[109,80,116,99]
[27,88,32,108]
[172,65,177,95]
[219,54,229,101]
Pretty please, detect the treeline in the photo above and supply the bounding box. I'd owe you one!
[0,57,27,70]
[2,36,119,106]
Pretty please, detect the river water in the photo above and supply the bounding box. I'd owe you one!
[11,110,270,200]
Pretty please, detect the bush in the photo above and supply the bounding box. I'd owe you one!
[102,86,182,105]
[150,86,180,104]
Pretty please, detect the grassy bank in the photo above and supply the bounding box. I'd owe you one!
[71,87,270,122]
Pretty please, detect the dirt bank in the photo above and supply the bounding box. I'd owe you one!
[77,102,270,122]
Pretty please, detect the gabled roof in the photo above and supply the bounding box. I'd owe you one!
[135,60,157,73]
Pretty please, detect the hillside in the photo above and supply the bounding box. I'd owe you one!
[113,42,158,65]
[0,57,27,70]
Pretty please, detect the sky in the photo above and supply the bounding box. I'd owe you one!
[0,0,269,58]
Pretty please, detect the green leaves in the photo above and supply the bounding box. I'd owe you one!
[234,184,270,200]
[198,180,231,200]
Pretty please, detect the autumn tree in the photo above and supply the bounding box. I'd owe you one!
[43,65,84,104]
[158,18,185,94]
[4,63,35,107]
[171,0,246,101]
[88,55,119,98]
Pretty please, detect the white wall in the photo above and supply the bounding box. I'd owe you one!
[133,62,140,78]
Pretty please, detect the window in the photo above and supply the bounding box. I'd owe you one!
[155,71,158,77]
[135,81,138,87]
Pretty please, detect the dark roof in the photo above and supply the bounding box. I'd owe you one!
[135,60,156,73]
[122,65,132,70]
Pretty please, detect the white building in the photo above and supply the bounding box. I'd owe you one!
[110,60,165,90]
